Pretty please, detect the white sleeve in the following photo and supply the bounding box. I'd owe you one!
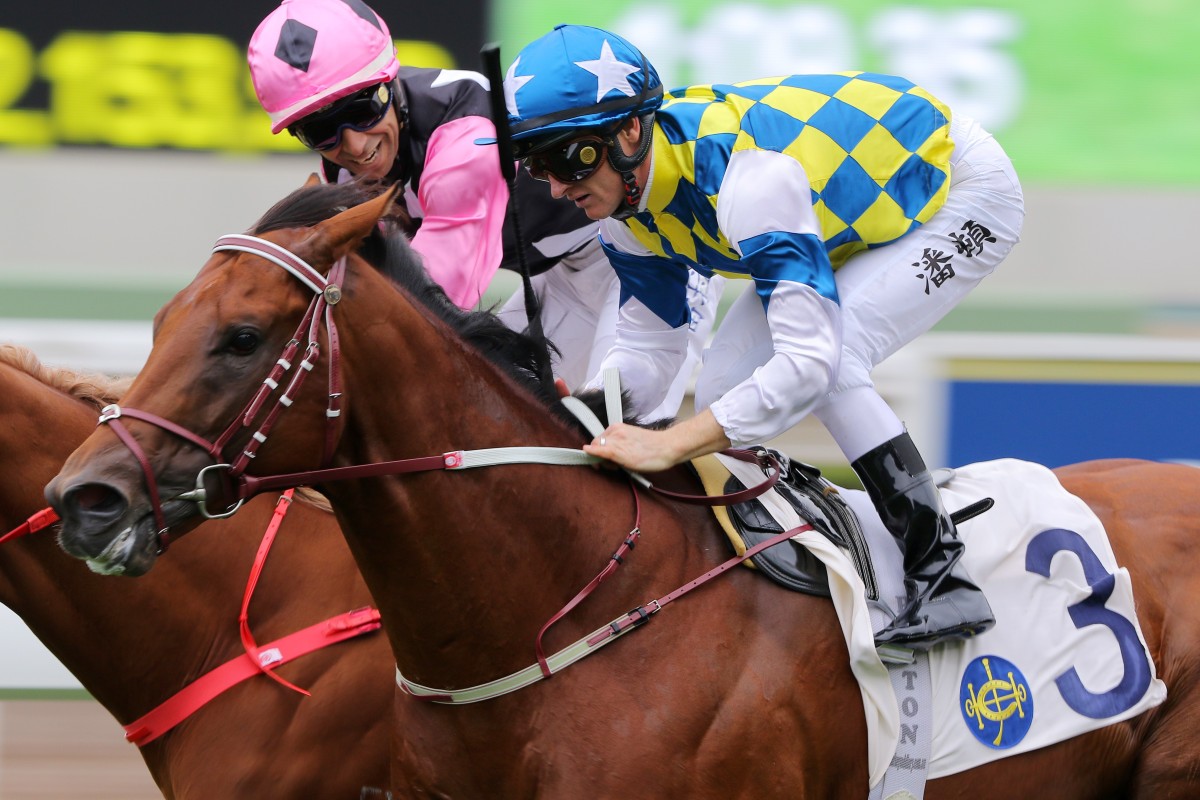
[707,148,843,445]
[709,282,842,446]
[717,148,823,244]
[586,224,690,417]
[590,296,690,418]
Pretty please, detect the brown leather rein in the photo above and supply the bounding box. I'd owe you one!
[89,232,796,703]
[99,234,782,551]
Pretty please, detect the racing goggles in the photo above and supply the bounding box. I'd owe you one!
[289,83,393,151]
[522,136,608,183]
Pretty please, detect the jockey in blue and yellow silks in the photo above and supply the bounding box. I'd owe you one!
[613,73,954,324]
[495,24,1025,650]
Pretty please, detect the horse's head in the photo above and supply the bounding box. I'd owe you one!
[46,181,402,575]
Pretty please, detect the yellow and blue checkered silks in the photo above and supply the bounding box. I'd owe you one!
[625,72,953,279]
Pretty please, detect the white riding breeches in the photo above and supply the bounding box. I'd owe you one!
[695,114,1025,458]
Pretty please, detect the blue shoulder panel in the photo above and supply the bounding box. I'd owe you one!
[738,230,838,310]
[600,240,693,328]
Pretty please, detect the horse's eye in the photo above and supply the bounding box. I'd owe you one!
[228,329,260,356]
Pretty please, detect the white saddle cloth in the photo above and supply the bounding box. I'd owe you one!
[716,455,1167,788]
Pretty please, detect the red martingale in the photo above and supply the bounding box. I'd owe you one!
[0,491,381,747]
[0,506,59,545]
[124,605,380,746]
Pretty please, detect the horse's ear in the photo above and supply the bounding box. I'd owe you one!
[302,183,402,269]
[303,173,322,188]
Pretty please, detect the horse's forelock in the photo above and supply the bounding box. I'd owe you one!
[0,344,129,409]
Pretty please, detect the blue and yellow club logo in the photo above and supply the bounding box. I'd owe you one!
[960,655,1033,748]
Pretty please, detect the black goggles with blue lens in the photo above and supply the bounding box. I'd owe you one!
[521,136,609,183]
[289,83,393,151]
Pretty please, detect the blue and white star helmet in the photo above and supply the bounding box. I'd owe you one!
[502,24,663,154]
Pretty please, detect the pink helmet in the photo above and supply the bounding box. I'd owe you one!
[249,0,401,133]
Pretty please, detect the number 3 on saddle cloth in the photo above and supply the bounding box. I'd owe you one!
[691,450,1167,784]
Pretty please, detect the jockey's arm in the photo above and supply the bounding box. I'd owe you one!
[707,148,842,447]
[410,115,509,308]
[585,150,843,473]
[587,229,693,418]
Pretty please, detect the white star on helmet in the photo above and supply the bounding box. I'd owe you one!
[504,56,534,116]
[575,40,639,103]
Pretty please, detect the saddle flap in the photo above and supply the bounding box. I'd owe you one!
[726,488,831,597]
[718,447,879,600]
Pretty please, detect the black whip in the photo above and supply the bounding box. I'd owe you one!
[480,43,555,387]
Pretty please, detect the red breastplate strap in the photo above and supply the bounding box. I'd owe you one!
[0,507,60,544]
[2,502,381,748]
[123,605,381,746]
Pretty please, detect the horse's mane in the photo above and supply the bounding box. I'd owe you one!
[0,344,130,410]
[249,180,585,417]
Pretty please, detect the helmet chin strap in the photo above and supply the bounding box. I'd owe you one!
[606,113,655,220]
[384,78,412,186]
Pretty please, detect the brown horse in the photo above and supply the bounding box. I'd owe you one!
[46,181,1200,797]
[0,344,392,798]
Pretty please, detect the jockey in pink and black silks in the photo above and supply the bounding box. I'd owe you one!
[498,24,1026,651]
[247,0,722,411]
[248,0,582,305]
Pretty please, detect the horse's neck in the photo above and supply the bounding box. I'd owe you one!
[0,370,100,606]
[334,286,575,465]
[325,300,686,685]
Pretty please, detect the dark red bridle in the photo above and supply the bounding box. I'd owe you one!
[96,233,782,550]
[92,235,348,545]
[74,229,804,701]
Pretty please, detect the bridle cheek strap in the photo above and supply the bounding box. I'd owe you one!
[97,402,223,551]
[320,258,346,467]
[104,418,169,548]
[223,251,346,476]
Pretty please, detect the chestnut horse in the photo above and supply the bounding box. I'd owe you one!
[47,182,1200,797]
[0,344,392,798]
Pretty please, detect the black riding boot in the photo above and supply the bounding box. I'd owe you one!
[852,432,995,650]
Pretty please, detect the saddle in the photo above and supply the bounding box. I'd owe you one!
[695,446,878,599]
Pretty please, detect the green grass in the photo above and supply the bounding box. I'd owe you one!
[4,277,1188,340]
[0,284,175,322]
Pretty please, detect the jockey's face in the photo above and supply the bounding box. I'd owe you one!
[321,103,401,181]
[544,159,625,220]
[542,119,648,220]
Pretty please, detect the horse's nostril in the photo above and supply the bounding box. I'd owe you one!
[67,483,125,515]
